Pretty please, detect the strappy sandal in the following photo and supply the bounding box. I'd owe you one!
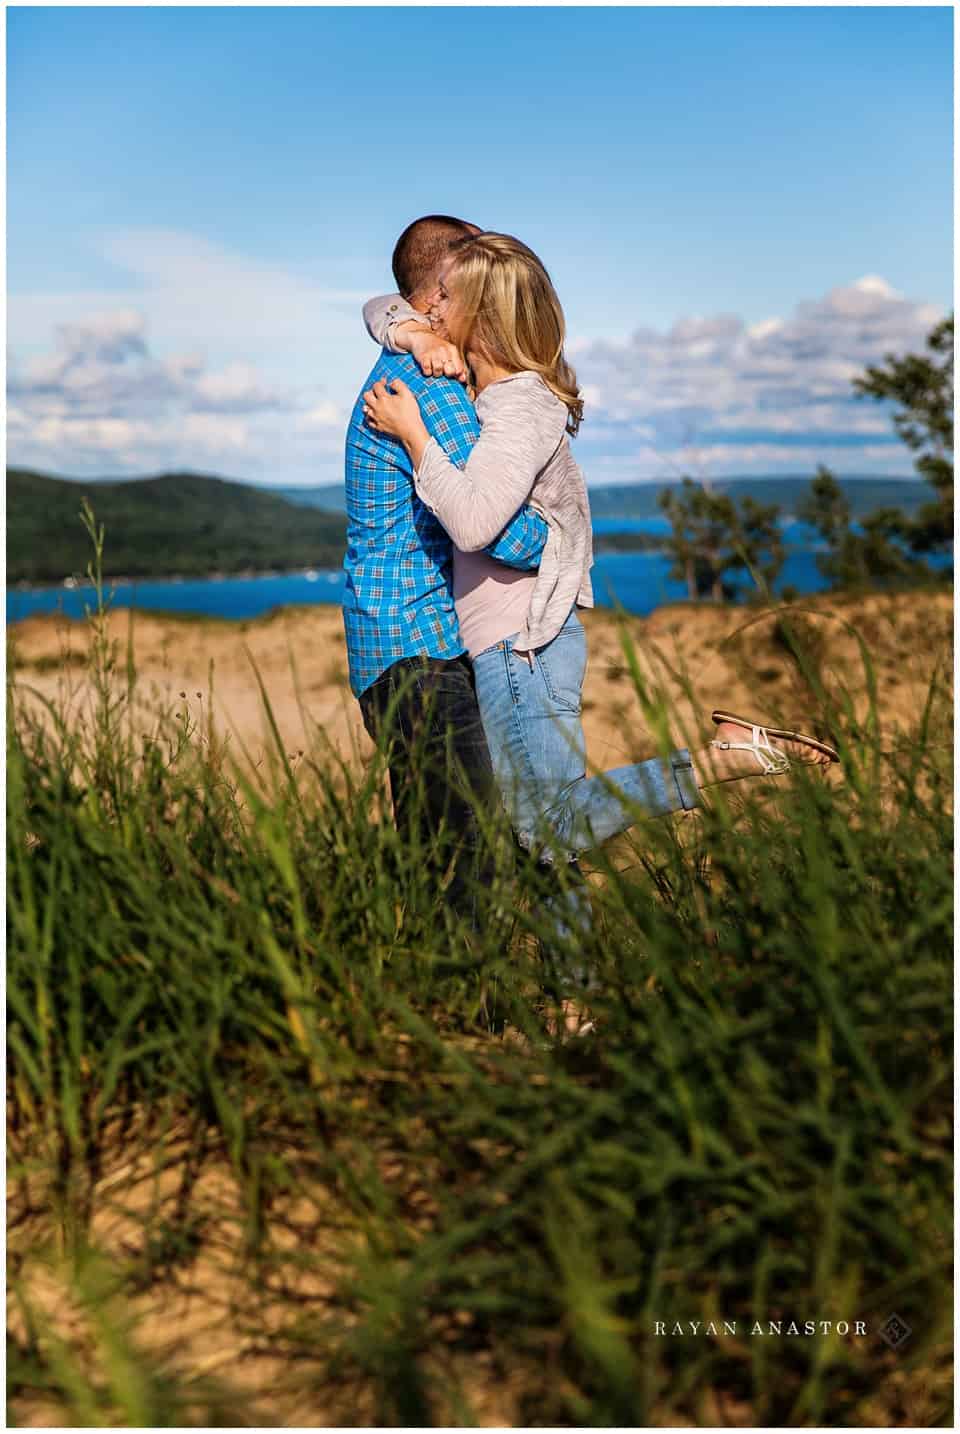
[544,1000,597,1043]
[710,709,840,774]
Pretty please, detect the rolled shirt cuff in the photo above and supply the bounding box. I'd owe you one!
[385,297,424,351]
[363,294,426,351]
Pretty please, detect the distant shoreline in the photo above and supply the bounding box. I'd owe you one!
[7,538,676,593]
[7,565,344,595]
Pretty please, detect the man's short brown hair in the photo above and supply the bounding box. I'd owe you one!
[391,215,477,300]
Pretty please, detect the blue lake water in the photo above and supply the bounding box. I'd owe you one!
[7,521,949,625]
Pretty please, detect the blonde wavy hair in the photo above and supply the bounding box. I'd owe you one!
[442,232,584,436]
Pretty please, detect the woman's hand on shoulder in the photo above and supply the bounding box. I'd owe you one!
[407,329,469,383]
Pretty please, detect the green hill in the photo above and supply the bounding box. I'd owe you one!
[6,469,348,584]
[584,475,931,521]
[8,468,936,586]
[273,482,347,512]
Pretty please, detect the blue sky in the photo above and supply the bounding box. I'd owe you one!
[7,5,953,487]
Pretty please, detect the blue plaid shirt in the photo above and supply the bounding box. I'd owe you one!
[342,351,549,696]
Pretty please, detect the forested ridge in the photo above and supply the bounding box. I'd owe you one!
[7,469,348,583]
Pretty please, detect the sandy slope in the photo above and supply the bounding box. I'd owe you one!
[9,589,952,785]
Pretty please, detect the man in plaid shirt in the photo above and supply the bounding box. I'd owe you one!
[343,215,548,932]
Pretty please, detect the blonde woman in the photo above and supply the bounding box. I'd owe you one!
[361,233,837,990]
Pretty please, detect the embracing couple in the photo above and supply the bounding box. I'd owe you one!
[342,215,837,988]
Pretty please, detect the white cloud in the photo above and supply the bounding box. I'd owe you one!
[7,304,345,481]
[580,441,922,485]
[8,247,946,484]
[8,229,376,372]
[297,400,342,431]
[57,308,149,358]
[848,274,898,299]
[6,228,381,481]
[747,317,784,341]
[192,362,288,413]
[9,314,293,418]
[573,274,944,480]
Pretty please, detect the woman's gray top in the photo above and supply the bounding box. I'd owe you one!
[364,295,594,656]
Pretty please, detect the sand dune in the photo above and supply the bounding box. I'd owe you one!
[9,589,952,791]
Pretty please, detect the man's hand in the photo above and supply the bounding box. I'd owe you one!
[407,329,469,383]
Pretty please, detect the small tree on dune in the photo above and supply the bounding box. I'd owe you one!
[658,479,785,601]
[854,314,953,556]
[729,494,786,599]
[796,466,916,588]
[658,479,735,601]
[798,314,954,590]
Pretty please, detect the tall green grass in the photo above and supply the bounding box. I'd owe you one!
[6,508,953,1426]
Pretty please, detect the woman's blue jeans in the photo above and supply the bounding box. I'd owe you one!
[471,609,700,964]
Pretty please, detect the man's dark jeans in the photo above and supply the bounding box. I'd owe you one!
[358,655,499,933]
